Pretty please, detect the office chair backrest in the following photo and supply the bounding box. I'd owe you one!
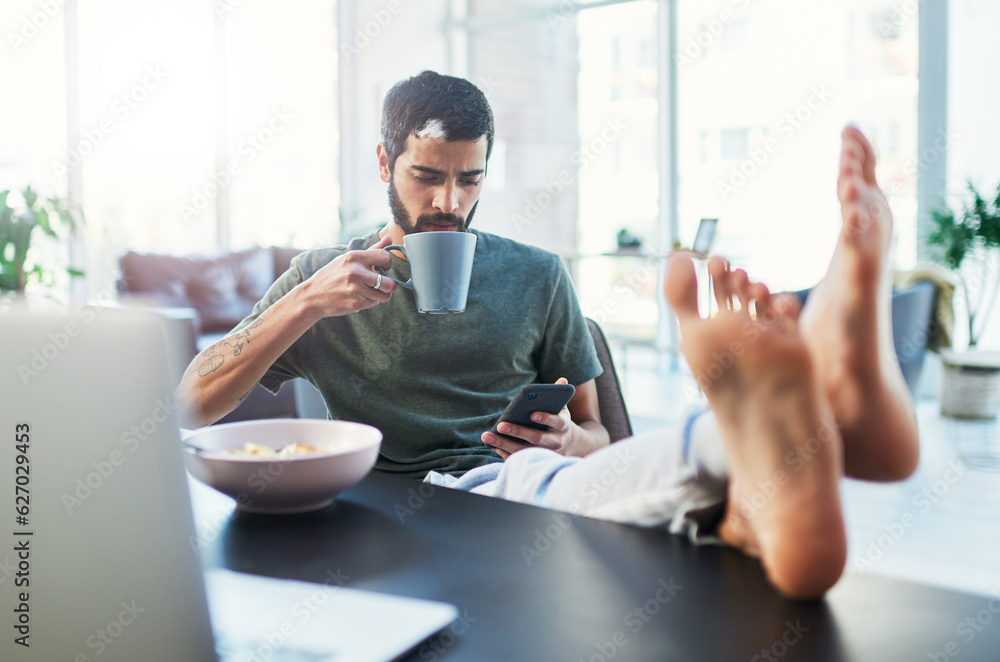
[585,318,633,443]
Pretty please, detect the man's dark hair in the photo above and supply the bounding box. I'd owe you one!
[381,70,495,174]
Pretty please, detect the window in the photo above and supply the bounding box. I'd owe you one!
[221,1,339,250]
[77,0,215,259]
[4,0,339,297]
[462,0,919,340]
[677,0,920,292]
[719,128,749,161]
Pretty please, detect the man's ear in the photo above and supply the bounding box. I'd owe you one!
[376,143,391,183]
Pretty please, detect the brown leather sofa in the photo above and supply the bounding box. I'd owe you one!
[117,246,305,423]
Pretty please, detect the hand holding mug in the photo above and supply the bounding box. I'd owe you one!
[303,235,398,318]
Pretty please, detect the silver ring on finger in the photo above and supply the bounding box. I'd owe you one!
[372,271,383,291]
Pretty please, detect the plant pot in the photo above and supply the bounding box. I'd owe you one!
[939,349,1000,419]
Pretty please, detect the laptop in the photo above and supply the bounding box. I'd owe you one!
[0,307,457,661]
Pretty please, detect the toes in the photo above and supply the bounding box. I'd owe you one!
[732,269,751,310]
[771,294,802,330]
[708,256,732,310]
[749,286,800,333]
[665,254,700,321]
[838,138,865,205]
[750,282,771,318]
[842,125,878,185]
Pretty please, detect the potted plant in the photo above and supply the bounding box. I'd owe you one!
[0,185,83,297]
[927,181,1000,419]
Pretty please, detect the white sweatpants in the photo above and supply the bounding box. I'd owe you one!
[425,408,730,543]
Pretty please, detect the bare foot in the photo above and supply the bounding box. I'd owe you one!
[666,255,847,599]
[798,126,919,481]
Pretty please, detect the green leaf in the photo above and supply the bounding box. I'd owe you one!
[977,183,1000,247]
[967,182,988,225]
[47,196,76,231]
[36,208,57,238]
[21,185,37,209]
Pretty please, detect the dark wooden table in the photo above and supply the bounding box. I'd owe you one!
[189,471,1000,661]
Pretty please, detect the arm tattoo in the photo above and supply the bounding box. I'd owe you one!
[219,318,264,357]
[196,348,224,377]
[192,318,264,378]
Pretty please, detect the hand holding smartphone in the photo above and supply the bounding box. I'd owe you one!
[490,383,576,444]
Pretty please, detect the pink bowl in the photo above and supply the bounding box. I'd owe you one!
[183,419,382,514]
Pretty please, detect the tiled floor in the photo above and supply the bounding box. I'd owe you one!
[612,344,1000,598]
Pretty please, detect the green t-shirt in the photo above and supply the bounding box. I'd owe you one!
[233,229,603,478]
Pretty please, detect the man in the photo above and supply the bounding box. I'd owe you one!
[178,70,611,477]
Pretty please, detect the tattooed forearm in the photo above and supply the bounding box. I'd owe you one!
[197,351,224,376]
[219,318,264,357]
[189,318,264,379]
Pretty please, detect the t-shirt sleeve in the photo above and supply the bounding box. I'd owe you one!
[535,254,603,387]
[228,256,309,395]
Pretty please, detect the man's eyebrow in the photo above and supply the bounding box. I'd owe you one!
[409,165,485,177]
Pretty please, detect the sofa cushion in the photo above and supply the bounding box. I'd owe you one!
[272,247,303,279]
[118,247,276,334]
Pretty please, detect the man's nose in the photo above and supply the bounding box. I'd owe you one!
[433,183,460,213]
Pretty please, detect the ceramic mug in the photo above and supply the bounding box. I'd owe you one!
[377,231,477,314]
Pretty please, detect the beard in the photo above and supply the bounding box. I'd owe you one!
[387,178,477,235]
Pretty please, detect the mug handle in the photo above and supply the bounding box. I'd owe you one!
[375,245,414,290]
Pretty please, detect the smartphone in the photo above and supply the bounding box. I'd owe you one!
[490,383,576,443]
[692,217,718,255]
